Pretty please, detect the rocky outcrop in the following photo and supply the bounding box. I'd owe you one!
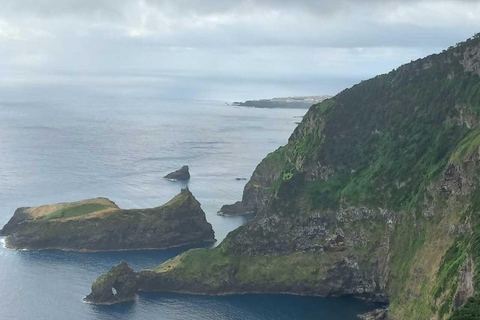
[1,188,214,251]
[164,166,190,181]
[85,261,138,304]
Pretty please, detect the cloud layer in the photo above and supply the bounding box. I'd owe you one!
[1,0,479,100]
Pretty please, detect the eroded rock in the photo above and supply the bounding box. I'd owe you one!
[85,261,138,305]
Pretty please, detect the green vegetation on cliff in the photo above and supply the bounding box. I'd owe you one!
[92,35,480,318]
[40,203,112,220]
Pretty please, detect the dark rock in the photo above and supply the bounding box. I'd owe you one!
[85,261,139,305]
[0,207,30,236]
[164,166,190,181]
[235,178,247,181]
[217,201,255,216]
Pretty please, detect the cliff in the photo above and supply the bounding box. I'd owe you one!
[89,34,480,319]
[0,188,214,251]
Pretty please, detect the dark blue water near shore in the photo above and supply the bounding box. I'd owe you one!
[0,83,377,319]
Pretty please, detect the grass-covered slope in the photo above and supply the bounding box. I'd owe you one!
[95,35,480,318]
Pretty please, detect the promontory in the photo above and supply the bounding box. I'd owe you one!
[0,188,214,251]
[87,34,480,319]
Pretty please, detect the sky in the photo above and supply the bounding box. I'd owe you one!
[0,0,479,100]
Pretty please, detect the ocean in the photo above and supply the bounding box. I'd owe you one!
[0,82,376,319]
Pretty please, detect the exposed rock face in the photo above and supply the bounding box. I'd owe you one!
[164,166,190,181]
[1,188,214,251]
[91,36,480,319]
[85,261,138,304]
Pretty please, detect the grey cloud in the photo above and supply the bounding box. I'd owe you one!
[0,0,479,100]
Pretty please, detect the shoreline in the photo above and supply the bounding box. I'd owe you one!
[136,288,388,302]
[86,287,387,307]
[2,238,216,253]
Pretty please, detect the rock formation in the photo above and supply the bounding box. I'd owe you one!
[85,261,138,304]
[164,166,190,181]
[1,188,214,251]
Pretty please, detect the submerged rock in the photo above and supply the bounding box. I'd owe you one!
[164,166,190,181]
[1,188,214,251]
[85,261,138,305]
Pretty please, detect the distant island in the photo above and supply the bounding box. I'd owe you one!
[231,95,331,109]
[0,188,214,251]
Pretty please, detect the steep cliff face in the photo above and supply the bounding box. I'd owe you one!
[1,188,215,251]
[90,35,480,318]
[85,261,139,304]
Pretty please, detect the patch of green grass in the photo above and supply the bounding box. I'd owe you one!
[164,190,192,210]
[282,172,294,180]
[306,172,350,209]
[450,130,480,162]
[315,99,335,113]
[40,203,110,220]
[388,216,427,302]
[434,241,467,299]
[439,296,454,319]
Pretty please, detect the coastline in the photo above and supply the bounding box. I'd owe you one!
[2,238,216,253]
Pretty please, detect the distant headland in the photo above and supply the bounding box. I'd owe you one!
[231,95,331,109]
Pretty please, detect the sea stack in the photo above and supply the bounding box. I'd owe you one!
[164,165,190,181]
[85,261,139,305]
[0,188,214,251]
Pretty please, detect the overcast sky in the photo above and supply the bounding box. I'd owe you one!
[1,0,479,100]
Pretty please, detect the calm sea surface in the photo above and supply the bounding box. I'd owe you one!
[0,83,376,319]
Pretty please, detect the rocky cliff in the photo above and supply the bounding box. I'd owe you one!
[89,34,480,319]
[1,188,214,251]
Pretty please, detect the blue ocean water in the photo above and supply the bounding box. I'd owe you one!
[0,83,376,319]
